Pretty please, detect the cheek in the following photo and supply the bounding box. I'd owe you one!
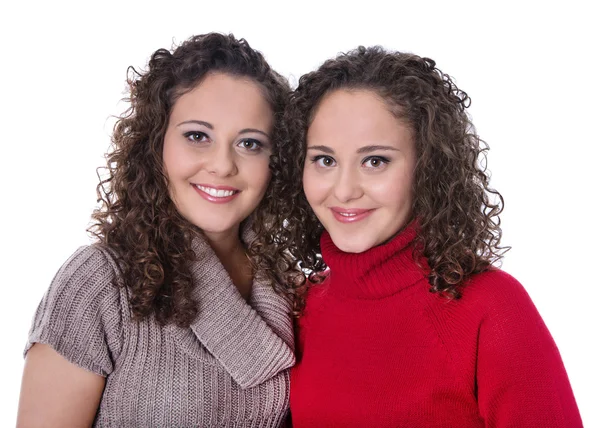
[303,168,334,210]
[163,139,189,180]
[162,140,174,176]
[246,156,272,191]
[370,169,414,206]
[302,166,322,204]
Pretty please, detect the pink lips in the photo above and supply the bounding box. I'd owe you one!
[192,183,240,204]
[330,207,374,223]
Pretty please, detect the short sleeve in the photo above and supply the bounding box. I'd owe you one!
[25,245,124,377]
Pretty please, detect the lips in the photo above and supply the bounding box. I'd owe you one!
[192,183,240,204]
[330,207,375,223]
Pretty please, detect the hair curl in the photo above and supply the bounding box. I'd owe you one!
[272,46,508,313]
[88,33,291,327]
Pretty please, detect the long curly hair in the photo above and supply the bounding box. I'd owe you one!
[272,46,508,313]
[88,33,291,327]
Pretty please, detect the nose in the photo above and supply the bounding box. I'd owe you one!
[206,144,237,177]
[333,166,363,203]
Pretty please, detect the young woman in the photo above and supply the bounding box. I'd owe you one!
[18,33,294,427]
[276,47,583,427]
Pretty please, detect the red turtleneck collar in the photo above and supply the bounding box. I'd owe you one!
[319,222,429,299]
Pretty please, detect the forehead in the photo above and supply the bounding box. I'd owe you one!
[170,72,274,131]
[307,89,412,150]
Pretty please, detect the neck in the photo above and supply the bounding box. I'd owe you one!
[203,226,242,257]
[202,225,253,300]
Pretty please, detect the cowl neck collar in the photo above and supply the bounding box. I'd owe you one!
[167,223,295,388]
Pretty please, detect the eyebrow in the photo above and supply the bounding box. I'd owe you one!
[356,145,400,154]
[307,145,334,154]
[307,144,400,154]
[177,121,270,139]
[239,128,270,139]
[177,120,213,129]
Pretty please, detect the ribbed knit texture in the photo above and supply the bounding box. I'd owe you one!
[26,227,295,427]
[290,225,582,427]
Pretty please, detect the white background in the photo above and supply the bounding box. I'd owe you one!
[1,0,598,425]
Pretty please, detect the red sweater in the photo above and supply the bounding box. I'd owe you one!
[290,226,582,427]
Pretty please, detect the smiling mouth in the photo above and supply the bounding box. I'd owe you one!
[330,208,375,223]
[195,185,238,197]
[192,184,240,203]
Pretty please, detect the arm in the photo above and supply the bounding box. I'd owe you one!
[18,245,123,427]
[17,344,105,428]
[475,271,582,427]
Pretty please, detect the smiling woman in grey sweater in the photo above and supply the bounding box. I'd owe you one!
[17,33,295,427]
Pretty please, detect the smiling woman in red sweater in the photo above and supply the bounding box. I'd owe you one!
[272,46,583,427]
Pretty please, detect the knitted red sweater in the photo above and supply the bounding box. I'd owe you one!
[290,226,582,427]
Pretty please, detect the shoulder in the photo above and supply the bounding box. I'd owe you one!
[423,268,541,332]
[45,244,122,307]
[460,268,535,311]
[35,243,125,316]
[449,268,553,344]
[57,244,120,280]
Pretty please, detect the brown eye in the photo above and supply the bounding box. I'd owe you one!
[313,155,336,167]
[238,139,262,151]
[184,131,209,143]
[362,156,390,169]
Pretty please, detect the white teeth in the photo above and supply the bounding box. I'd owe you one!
[339,212,357,217]
[196,185,236,197]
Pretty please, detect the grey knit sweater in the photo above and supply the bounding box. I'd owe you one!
[25,232,295,427]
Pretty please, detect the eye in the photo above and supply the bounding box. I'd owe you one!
[237,138,263,152]
[362,156,390,169]
[311,155,336,168]
[183,131,209,144]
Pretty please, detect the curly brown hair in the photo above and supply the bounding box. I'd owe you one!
[271,46,508,313]
[88,33,291,327]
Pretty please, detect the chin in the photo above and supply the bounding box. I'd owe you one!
[187,216,238,236]
[330,235,375,254]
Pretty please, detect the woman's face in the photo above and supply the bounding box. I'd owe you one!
[303,89,416,253]
[163,72,273,243]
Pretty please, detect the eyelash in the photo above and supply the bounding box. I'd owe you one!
[362,156,390,168]
[183,132,264,152]
[309,155,391,168]
[237,138,263,152]
[310,155,336,167]
[183,131,209,144]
